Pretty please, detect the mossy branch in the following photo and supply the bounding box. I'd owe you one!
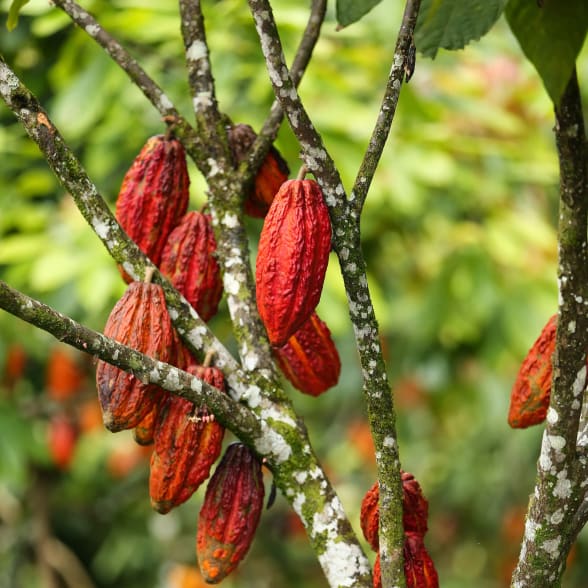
[512,69,588,587]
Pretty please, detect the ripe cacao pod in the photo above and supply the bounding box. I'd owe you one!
[150,364,226,514]
[133,399,162,446]
[159,211,223,322]
[256,179,331,346]
[403,533,439,588]
[115,134,190,280]
[360,481,380,551]
[197,443,265,583]
[508,314,556,428]
[373,553,382,588]
[228,123,289,218]
[48,415,78,470]
[274,311,340,396]
[46,346,85,401]
[96,281,176,432]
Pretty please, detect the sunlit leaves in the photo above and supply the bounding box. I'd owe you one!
[505,0,588,106]
[415,0,507,58]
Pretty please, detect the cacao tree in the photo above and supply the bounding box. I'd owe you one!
[0,0,587,586]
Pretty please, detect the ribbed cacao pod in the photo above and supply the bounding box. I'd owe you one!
[256,179,331,346]
[150,364,226,514]
[404,533,439,588]
[274,311,340,396]
[228,123,289,218]
[115,134,190,280]
[159,211,223,322]
[373,553,382,588]
[197,443,265,583]
[360,481,380,551]
[508,314,556,428]
[96,281,176,432]
[133,399,162,446]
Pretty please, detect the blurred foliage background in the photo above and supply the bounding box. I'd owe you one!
[0,0,587,587]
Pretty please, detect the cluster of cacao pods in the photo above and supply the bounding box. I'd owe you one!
[95,130,271,582]
[361,472,439,588]
[508,314,556,428]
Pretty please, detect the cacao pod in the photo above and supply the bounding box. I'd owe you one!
[46,346,85,401]
[256,179,332,346]
[115,134,190,280]
[133,399,162,446]
[373,553,382,588]
[48,415,78,470]
[404,533,439,588]
[196,443,265,583]
[96,281,176,432]
[228,123,289,218]
[508,314,556,428]
[360,481,380,551]
[159,211,223,322]
[274,311,340,396]
[150,364,226,514]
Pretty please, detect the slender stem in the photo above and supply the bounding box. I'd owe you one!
[246,2,406,586]
[512,69,588,587]
[351,0,421,214]
[0,280,259,438]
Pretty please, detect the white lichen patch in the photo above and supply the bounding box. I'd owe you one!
[261,405,297,428]
[84,24,100,36]
[292,492,306,514]
[383,436,396,449]
[190,376,203,392]
[186,325,208,348]
[540,432,554,471]
[242,384,262,408]
[162,369,181,391]
[550,509,564,525]
[243,349,260,371]
[255,422,292,464]
[158,92,173,112]
[206,157,220,177]
[573,365,586,397]
[553,470,572,499]
[318,540,370,587]
[547,407,559,425]
[294,471,308,485]
[222,212,239,228]
[523,516,539,543]
[548,435,566,451]
[541,537,561,559]
[121,261,136,280]
[149,367,161,382]
[223,272,241,296]
[568,320,577,333]
[186,40,208,61]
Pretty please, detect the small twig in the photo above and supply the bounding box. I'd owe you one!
[351,0,421,214]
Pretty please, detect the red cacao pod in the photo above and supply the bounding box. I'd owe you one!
[96,281,176,432]
[360,481,380,551]
[256,179,331,346]
[274,311,340,396]
[159,211,223,322]
[115,134,190,280]
[48,415,78,470]
[508,314,556,428]
[404,533,439,588]
[197,443,265,583]
[401,471,429,536]
[373,553,382,588]
[46,346,85,401]
[149,364,226,514]
[133,399,162,446]
[228,123,289,218]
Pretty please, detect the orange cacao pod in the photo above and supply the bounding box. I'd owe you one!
[228,123,289,218]
[197,443,264,583]
[508,314,556,428]
[159,211,223,322]
[401,471,429,536]
[256,179,331,346]
[96,281,176,432]
[274,311,340,396]
[133,399,162,446]
[46,346,85,401]
[404,533,439,588]
[48,415,78,470]
[115,135,190,279]
[360,481,380,551]
[149,364,226,514]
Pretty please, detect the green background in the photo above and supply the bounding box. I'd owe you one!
[0,0,587,586]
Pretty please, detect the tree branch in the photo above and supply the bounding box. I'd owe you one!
[246,2,406,586]
[512,68,588,587]
[351,0,421,214]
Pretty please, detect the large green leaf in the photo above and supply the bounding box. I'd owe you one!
[415,0,507,58]
[505,0,588,106]
[6,0,30,31]
[336,0,383,27]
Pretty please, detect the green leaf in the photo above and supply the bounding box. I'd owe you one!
[336,0,382,27]
[6,0,30,31]
[415,0,507,58]
[505,0,588,106]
